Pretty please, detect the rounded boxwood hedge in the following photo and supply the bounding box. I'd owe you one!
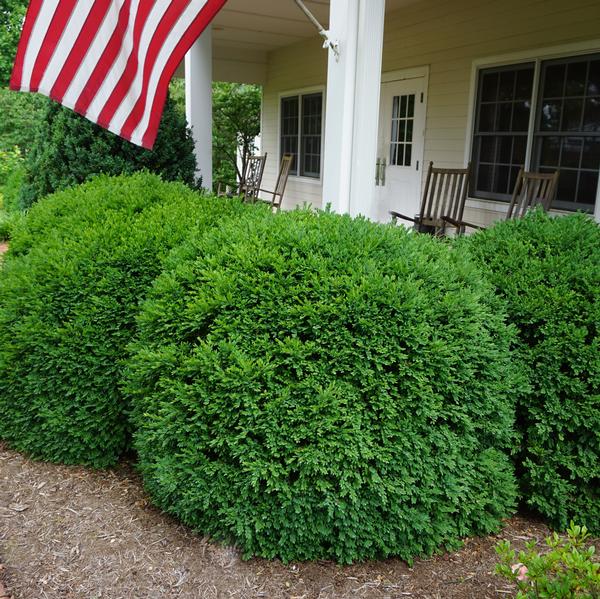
[462,211,599,534]
[0,173,246,467]
[125,209,521,563]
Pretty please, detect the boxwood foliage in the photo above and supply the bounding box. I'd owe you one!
[126,209,520,564]
[0,173,246,467]
[462,211,599,533]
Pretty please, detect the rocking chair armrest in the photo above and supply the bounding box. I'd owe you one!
[441,216,484,231]
[389,211,417,223]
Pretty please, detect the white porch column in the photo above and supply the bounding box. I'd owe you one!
[185,26,213,190]
[322,0,386,218]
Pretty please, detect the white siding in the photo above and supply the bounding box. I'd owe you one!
[260,0,600,221]
[260,40,327,209]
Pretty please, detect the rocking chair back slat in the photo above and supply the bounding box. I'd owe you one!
[271,154,294,210]
[241,154,268,201]
[254,154,294,212]
[507,169,559,220]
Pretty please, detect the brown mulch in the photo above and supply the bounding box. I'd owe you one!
[0,445,555,599]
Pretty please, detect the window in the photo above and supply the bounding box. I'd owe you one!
[472,64,535,201]
[280,92,323,178]
[390,94,415,167]
[471,52,600,212]
[533,56,600,211]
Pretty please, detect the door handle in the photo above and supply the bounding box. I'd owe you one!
[375,158,381,186]
[380,158,387,186]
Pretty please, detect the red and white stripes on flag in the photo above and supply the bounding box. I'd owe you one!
[10,0,227,149]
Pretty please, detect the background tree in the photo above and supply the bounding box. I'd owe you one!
[0,0,27,87]
[0,89,46,153]
[212,82,261,191]
[19,94,198,208]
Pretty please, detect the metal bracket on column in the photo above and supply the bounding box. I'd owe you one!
[293,0,340,61]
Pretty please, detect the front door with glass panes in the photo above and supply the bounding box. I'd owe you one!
[375,77,426,223]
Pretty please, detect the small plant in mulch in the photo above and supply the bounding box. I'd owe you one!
[495,522,600,598]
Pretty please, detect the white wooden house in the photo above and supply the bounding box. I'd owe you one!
[184,0,600,225]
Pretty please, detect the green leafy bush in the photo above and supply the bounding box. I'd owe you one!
[495,522,600,598]
[0,209,22,241]
[462,212,599,533]
[0,162,26,214]
[19,94,198,209]
[126,209,521,563]
[0,146,23,186]
[0,173,245,467]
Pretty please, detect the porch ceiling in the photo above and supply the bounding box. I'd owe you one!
[181,0,420,84]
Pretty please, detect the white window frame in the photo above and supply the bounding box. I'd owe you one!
[278,85,326,184]
[464,39,600,220]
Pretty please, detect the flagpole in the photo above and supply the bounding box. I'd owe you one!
[292,0,339,59]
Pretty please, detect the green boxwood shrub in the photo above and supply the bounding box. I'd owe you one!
[0,173,246,467]
[462,211,599,533]
[125,209,521,563]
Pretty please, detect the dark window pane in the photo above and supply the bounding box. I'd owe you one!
[539,136,561,166]
[499,136,512,163]
[556,169,578,204]
[513,136,527,164]
[582,137,600,169]
[512,101,531,131]
[392,96,399,119]
[300,93,323,178]
[479,104,496,132]
[406,119,413,143]
[563,99,583,131]
[565,61,587,96]
[543,64,565,98]
[509,166,521,193]
[588,60,600,95]
[391,119,399,144]
[405,144,412,167]
[480,137,496,162]
[516,68,534,100]
[400,95,407,119]
[407,95,415,118]
[398,120,406,143]
[498,103,513,131]
[540,101,562,131]
[477,164,494,192]
[494,165,510,194]
[499,70,516,101]
[578,171,599,205]
[583,97,600,133]
[561,137,583,168]
[481,72,499,102]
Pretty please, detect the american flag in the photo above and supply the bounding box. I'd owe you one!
[10,0,227,149]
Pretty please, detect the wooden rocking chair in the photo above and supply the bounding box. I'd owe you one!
[217,153,267,198]
[390,162,471,236]
[254,154,294,212]
[445,168,560,232]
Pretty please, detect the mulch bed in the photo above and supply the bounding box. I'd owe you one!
[0,444,555,599]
